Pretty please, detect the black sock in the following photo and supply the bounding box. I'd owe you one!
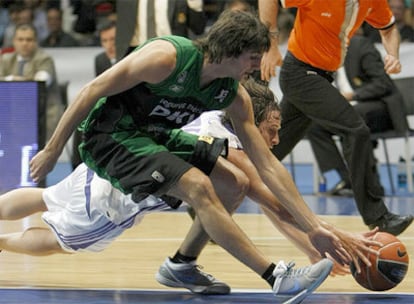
[170,251,197,263]
[261,263,276,287]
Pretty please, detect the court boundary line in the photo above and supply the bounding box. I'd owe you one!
[0,287,412,296]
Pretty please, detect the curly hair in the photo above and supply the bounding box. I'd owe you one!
[244,78,280,126]
[223,77,280,127]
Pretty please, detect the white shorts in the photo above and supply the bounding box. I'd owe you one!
[42,164,170,253]
[182,110,243,149]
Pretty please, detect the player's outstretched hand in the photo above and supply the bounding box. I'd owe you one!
[308,225,352,267]
[328,226,382,274]
[30,149,59,183]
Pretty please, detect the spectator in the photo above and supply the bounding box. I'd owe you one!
[41,7,79,47]
[94,20,116,75]
[115,0,207,61]
[2,3,33,49]
[0,23,64,140]
[307,34,409,196]
[23,0,49,42]
[0,1,11,46]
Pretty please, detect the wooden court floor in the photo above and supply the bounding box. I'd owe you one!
[0,195,413,303]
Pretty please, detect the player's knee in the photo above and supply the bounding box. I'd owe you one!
[181,168,248,211]
[187,174,217,204]
[212,168,249,213]
[228,169,250,202]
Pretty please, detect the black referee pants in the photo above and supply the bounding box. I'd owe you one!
[272,52,388,225]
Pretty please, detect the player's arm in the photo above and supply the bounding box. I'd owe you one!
[226,87,347,263]
[258,0,282,81]
[227,85,323,233]
[379,24,402,74]
[226,85,381,269]
[30,40,177,182]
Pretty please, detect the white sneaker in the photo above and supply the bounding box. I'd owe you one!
[273,259,333,304]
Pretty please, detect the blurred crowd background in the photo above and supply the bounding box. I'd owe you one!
[0,1,411,53]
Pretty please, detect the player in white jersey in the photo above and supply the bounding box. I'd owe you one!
[0,163,169,255]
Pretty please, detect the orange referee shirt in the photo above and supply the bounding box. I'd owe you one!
[281,0,394,71]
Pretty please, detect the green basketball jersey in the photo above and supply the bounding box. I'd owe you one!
[81,35,239,135]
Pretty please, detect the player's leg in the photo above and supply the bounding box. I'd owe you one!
[168,166,269,271]
[164,166,334,300]
[162,131,250,258]
[0,188,47,220]
[81,129,334,300]
[172,155,249,257]
[0,188,65,255]
[156,155,249,294]
[0,227,66,255]
[155,132,333,298]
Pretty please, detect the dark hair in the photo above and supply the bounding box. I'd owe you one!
[194,9,271,63]
[97,19,116,34]
[46,7,63,19]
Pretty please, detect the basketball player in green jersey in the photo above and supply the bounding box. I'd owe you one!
[30,10,379,302]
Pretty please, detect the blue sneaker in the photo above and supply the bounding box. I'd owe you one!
[273,259,333,304]
[156,258,231,295]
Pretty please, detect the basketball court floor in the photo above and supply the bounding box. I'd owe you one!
[0,164,413,303]
[0,288,413,304]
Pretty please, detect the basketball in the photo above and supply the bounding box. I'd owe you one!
[350,232,409,291]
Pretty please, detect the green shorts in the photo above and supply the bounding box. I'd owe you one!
[79,128,227,206]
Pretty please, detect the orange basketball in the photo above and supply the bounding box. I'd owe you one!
[350,232,409,291]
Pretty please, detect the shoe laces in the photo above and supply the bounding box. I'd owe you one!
[190,263,216,282]
[273,261,308,293]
